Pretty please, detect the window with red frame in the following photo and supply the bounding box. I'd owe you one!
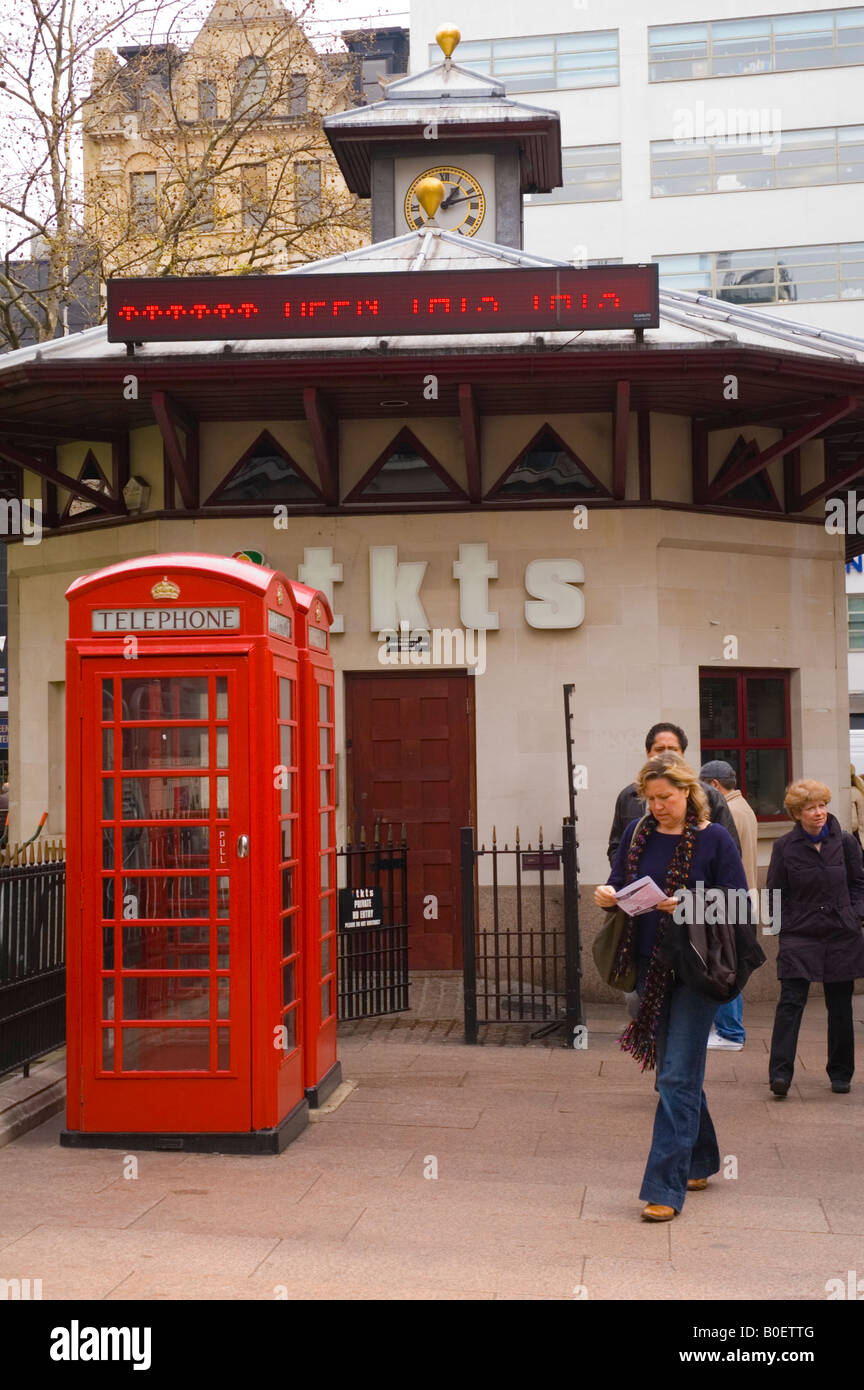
[699,669,791,820]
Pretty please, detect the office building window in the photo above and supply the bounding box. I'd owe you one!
[850,595,864,649]
[129,172,157,233]
[428,29,619,91]
[527,144,622,203]
[700,669,791,819]
[654,243,864,305]
[651,124,864,196]
[649,8,864,82]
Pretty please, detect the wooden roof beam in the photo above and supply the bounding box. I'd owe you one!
[458,384,481,503]
[303,387,339,506]
[706,395,858,502]
[0,439,125,515]
[612,379,630,500]
[152,391,197,509]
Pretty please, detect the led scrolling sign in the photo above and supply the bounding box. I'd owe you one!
[107,266,659,343]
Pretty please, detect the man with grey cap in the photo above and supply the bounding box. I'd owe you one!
[701,759,759,1050]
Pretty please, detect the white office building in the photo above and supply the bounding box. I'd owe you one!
[410,2,864,335]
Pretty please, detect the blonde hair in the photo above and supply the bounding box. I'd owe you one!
[636,753,709,822]
[784,779,831,819]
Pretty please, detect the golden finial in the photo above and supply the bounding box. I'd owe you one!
[415,176,445,223]
[436,25,460,60]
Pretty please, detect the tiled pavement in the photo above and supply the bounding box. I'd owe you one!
[2,998,864,1300]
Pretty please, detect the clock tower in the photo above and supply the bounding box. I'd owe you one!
[323,27,562,250]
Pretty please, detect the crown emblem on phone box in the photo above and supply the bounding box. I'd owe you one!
[150,577,180,600]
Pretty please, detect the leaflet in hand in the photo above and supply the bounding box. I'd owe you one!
[614,876,669,916]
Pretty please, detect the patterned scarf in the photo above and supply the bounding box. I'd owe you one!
[614,810,699,1071]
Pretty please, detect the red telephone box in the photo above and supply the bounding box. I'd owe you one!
[61,553,334,1153]
[289,583,339,1106]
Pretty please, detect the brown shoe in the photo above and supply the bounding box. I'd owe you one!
[641,1203,677,1221]
[687,1178,708,1191]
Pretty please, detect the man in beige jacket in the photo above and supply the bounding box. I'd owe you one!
[700,759,759,1050]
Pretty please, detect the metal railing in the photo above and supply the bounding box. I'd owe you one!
[461,820,583,1045]
[336,822,410,1021]
[0,839,66,1077]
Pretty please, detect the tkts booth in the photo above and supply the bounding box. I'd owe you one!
[61,553,338,1153]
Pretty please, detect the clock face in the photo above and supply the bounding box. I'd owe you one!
[404,166,486,237]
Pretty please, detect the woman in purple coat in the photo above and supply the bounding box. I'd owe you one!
[767,779,864,1097]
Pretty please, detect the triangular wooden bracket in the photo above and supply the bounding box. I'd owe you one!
[345,426,467,504]
[712,435,781,511]
[486,423,610,500]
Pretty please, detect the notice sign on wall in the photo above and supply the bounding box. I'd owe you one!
[338,886,383,931]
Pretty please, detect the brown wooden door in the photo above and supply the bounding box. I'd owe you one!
[345,672,474,969]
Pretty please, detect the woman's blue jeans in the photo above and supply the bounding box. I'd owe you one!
[637,957,721,1210]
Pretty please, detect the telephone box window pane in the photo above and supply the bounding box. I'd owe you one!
[281,866,294,909]
[320,770,330,806]
[102,977,115,1021]
[318,684,329,722]
[217,877,229,917]
[218,1028,230,1069]
[102,729,114,769]
[282,1009,296,1051]
[121,777,209,819]
[700,677,738,741]
[320,853,330,887]
[102,1030,114,1068]
[280,725,292,768]
[280,773,293,817]
[320,894,331,932]
[216,728,228,768]
[103,829,114,868]
[320,812,329,849]
[218,921,229,967]
[283,962,295,1004]
[216,778,229,817]
[121,727,208,769]
[281,819,292,859]
[319,726,330,763]
[282,916,293,956]
[122,926,209,970]
[103,779,114,819]
[122,1027,210,1071]
[123,977,210,1020]
[321,934,331,975]
[121,677,208,721]
[103,928,114,969]
[279,678,292,720]
[122,825,210,870]
[122,876,210,918]
[746,679,786,739]
[102,679,114,720]
[215,677,228,719]
[103,878,114,919]
[218,977,230,1019]
[321,980,331,1020]
[745,748,789,816]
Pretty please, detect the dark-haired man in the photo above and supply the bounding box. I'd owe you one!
[606,722,741,864]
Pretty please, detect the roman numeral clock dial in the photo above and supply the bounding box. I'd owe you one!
[404,167,486,237]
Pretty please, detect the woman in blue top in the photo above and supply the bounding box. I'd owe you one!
[594,752,748,1222]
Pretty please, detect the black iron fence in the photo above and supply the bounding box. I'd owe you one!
[0,841,66,1077]
[337,823,410,1020]
[461,820,583,1045]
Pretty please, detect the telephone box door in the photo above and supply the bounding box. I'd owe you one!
[79,657,252,1133]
